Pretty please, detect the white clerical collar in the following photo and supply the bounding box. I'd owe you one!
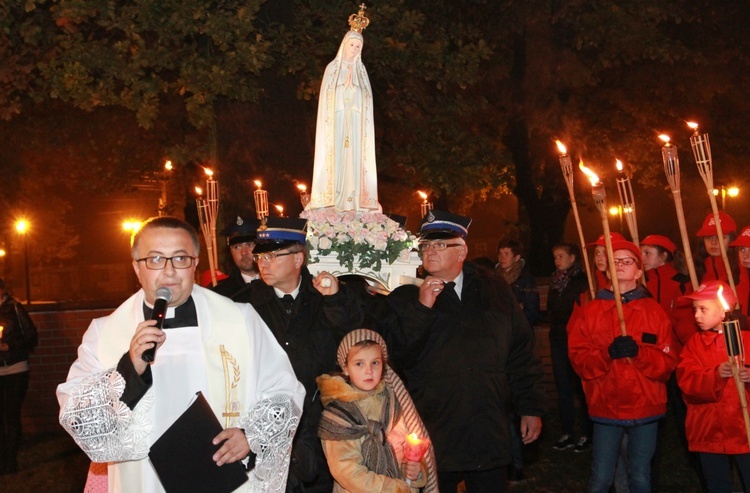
[241,272,259,284]
[273,277,302,299]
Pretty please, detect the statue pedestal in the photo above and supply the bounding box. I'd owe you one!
[307,250,422,291]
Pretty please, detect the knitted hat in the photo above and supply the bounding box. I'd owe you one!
[696,211,736,237]
[337,328,388,370]
[641,235,678,255]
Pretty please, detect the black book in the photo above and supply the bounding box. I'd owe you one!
[149,391,249,493]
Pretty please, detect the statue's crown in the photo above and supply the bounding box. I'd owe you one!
[348,3,370,33]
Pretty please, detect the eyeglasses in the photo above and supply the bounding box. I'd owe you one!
[418,242,463,256]
[136,255,196,270]
[252,251,297,263]
[612,257,638,266]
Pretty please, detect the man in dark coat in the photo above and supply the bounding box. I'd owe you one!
[381,210,546,493]
[245,217,363,493]
[212,215,259,300]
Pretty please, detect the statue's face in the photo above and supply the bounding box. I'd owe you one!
[343,37,362,62]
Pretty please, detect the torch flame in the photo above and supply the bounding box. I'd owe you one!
[195,186,203,195]
[658,134,671,144]
[297,184,307,192]
[203,167,214,177]
[555,140,567,155]
[417,190,428,200]
[615,159,624,172]
[686,121,699,131]
[254,180,262,189]
[578,161,600,186]
[718,284,731,311]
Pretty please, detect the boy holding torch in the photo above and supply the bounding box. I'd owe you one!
[676,281,750,493]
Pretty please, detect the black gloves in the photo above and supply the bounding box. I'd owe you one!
[608,335,639,359]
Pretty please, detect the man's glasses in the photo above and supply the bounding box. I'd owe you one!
[418,242,463,253]
[136,255,196,270]
[252,251,297,263]
[612,257,638,266]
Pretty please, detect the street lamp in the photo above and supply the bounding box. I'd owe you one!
[158,160,173,216]
[15,219,30,305]
[712,186,740,210]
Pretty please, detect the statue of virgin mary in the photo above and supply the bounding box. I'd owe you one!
[308,4,380,212]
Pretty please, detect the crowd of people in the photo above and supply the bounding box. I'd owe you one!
[46,207,750,493]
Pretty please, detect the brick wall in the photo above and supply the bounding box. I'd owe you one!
[25,307,114,433]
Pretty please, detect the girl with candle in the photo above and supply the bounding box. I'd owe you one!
[568,240,677,493]
[676,281,750,493]
[548,243,592,452]
[317,329,437,493]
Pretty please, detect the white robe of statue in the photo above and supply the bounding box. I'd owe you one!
[309,30,380,212]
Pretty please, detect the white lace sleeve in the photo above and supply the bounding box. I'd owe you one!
[59,369,154,462]
[240,394,301,493]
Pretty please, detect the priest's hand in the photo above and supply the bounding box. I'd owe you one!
[129,319,166,375]
[213,427,250,466]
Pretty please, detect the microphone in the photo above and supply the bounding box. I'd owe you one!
[142,287,173,363]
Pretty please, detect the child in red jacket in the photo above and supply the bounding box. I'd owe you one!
[677,280,750,493]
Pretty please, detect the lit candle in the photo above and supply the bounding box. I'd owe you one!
[417,190,433,218]
[254,180,269,219]
[403,433,430,462]
[275,204,284,217]
[0,325,4,340]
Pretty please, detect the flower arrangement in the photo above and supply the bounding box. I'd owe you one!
[300,209,417,271]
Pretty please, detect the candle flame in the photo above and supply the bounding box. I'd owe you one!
[275,204,284,213]
[164,160,173,171]
[195,186,203,195]
[555,140,567,155]
[686,121,699,131]
[658,134,671,144]
[718,284,731,311]
[417,190,428,200]
[578,161,600,186]
[254,180,262,189]
[297,184,307,192]
[203,167,214,177]
[615,159,623,172]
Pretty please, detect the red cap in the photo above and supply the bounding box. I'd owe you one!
[586,232,626,248]
[696,211,736,237]
[729,226,750,247]
[199,269,228,287]
[680,280,736,308]
[610,240,642,266]
[641,235,677,255]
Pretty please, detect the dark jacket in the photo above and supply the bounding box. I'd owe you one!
[246,267,363,493]
[547,269,589,331]
[0,294,38,366]
[380,262,546,472]
[211,268,255,301]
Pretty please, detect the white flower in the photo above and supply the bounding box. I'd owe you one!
[319,236,333,250]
